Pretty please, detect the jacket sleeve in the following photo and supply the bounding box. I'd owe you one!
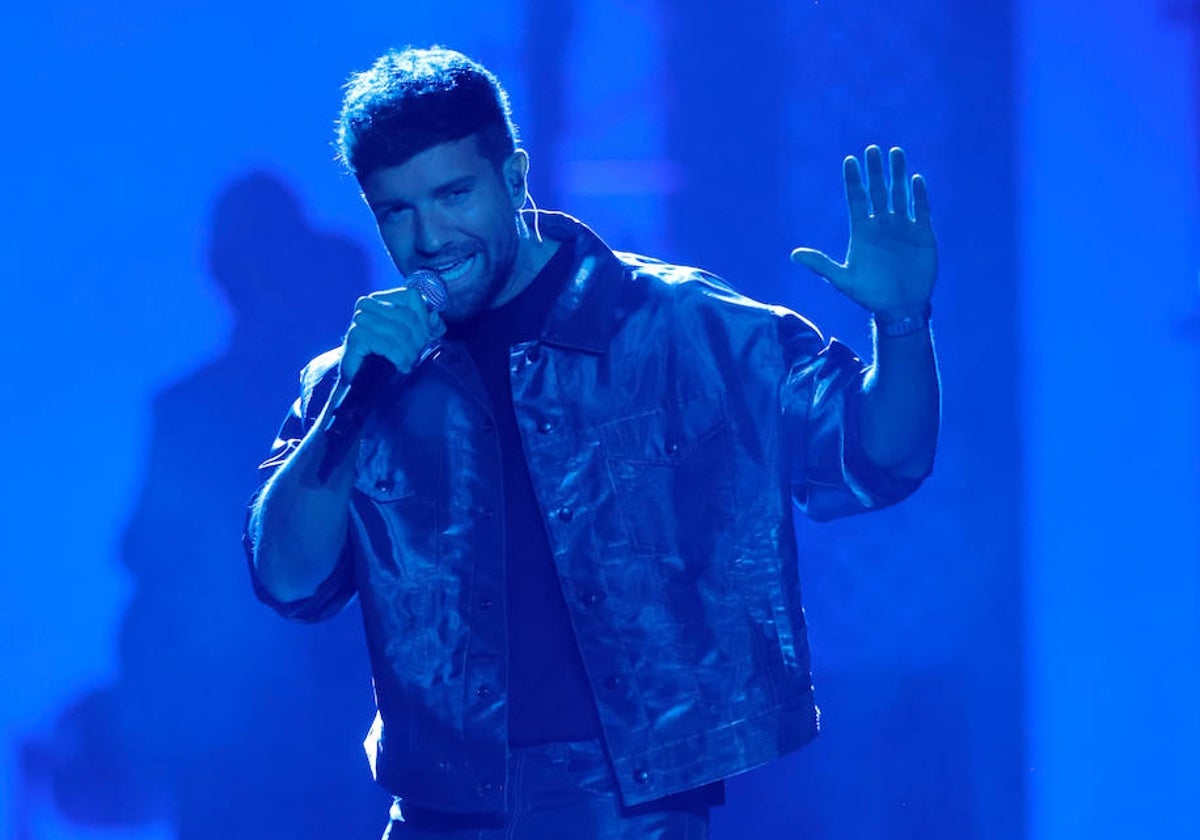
[242,358,358,622]
[777,311,928,522]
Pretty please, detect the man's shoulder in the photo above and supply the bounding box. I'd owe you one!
[613,250,810,330]
[548,210,782,316]
[614,250,728,291]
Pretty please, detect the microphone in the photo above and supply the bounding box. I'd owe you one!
[317,270,448,480]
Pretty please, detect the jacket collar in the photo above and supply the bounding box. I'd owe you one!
[525,210,631,355]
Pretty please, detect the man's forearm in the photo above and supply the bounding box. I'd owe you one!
[859,325,941,478]
[248,387,359,604]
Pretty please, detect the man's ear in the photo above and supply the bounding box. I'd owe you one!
[505,149,530,209]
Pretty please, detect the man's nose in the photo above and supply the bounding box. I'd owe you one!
[413,210,448,256]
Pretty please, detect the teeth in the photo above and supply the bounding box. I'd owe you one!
[438,255,474,282]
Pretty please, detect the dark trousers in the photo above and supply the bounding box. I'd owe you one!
[382,739,711,840]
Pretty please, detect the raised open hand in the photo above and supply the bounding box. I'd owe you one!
[791,145,936,321]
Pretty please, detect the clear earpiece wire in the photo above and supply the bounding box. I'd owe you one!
[523,186,543,244]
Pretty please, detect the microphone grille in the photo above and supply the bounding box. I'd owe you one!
[407,269,448,313]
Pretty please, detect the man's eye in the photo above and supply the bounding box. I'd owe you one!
[444,188,469,204]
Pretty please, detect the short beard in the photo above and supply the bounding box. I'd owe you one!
[441,249,516,323]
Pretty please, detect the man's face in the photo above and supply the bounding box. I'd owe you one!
[360,136,522,322]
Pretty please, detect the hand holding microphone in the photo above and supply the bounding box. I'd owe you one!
[338,270,448,382]
[318,270,448,480]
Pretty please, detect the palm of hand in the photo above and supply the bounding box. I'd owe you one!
[792,145,938,319]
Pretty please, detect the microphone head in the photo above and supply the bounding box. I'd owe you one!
[406,269,448,313]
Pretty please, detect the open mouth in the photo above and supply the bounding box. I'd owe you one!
[433,254,477,282]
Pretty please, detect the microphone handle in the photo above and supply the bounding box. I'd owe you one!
[324,353,395,433]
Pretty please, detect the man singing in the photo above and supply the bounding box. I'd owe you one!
[244,45,939,839]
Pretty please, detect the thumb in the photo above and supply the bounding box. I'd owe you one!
[789,247,843,283]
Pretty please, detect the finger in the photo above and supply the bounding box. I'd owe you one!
[356,295,398,317]
[356,305,433,349]
[790,247,846,283]
[843,156,869,222]
[912,173,932,227]
[351,313,417,357]
[889,147,909,219]
[358,295,431,335]
[372,286,430,317]
[354,300,431,346]
[428,312,447,338]
[358,296,406,316]
[339,321,395,380]
[864,145,888,215]
[346,319,426,374]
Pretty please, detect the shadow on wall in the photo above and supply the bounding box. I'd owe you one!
[17,172,391,840]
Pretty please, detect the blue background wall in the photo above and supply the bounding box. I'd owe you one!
[0,1,1195,838]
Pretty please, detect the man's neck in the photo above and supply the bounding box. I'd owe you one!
[491,217,561,310]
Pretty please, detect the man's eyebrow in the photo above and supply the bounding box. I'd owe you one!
[432,175,476,196]
[370,196,412,215]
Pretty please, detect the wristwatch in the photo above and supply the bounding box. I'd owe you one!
[873,304,932,338]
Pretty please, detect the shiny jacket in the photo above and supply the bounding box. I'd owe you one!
[245,211,926,813]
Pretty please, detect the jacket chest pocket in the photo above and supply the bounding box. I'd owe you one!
[600,396,736,555]
[354,384,448,504]
[355,438,430,502]
[352,436,443,590]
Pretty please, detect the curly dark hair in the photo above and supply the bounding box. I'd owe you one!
[335,46,520,180]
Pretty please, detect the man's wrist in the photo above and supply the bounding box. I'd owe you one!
[872,304,932,338]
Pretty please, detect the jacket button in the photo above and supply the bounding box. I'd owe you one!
[634,769,650,784]
[479,597,493,610]
[477,685,493,700]
[538,419,555,434]
[556,506,574,522]
[583,591,604,607]
[604,675,622,691]
[374,478,393,493]
[664,440,679,455]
